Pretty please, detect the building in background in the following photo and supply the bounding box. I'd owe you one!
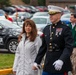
[10,0,76,8]
[10,0,25,5]
[46,0,76,8]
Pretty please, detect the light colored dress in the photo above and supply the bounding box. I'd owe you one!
[13,34,42,75]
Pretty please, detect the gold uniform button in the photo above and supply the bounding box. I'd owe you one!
[50,37,52,39]
[53,26,55,28]
[50,46,52,48]
[49,43,52,45]
[51,32,53,34]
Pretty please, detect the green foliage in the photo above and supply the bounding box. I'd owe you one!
[0,0,11,8]
[22,0,30,4]
[38,0,46,6]
[0,54,15,69]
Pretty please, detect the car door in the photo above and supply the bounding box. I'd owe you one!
[0,25,5,47]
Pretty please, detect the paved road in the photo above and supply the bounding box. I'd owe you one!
[0,49,13,54]
[7,71,72,75]
[0,49,8,51]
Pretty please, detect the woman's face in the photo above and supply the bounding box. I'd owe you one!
[25,24,32,34]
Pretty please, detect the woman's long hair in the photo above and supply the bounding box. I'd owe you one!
[18,19,37,42]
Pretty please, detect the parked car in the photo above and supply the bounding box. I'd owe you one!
[0,19,21,53]
[0,9,5,16]
[31,16,51,32]
[33,12,49,17]
[62,9,70,14]
[18,5,31,13]
[12,12,32,21]
[26,6,39,13]
[36,6,48,12]
[3,7,16,15]
[61,13,71,25]
[12,5,25,12]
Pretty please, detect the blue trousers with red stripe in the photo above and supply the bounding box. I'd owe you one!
[42,71,68,75]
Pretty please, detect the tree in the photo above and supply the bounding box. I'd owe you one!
[22,0,30,4]
[38,0,46,6]
[30,0,38,6]
[0,0,11,8]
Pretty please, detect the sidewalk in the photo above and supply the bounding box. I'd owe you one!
[0,68,72,75]
[0,68,12,75]
[0,68,42,75]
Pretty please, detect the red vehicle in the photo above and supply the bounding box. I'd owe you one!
[12,5,25,12]
[36,6,48,12]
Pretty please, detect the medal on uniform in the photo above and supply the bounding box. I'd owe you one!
[56,28,62,37]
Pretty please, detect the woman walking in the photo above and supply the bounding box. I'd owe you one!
[13,19,42,75]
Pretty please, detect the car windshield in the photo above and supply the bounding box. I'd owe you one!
[61,14,71,18]
[13,12,31,18]
[0,20,20,28]
[32,18,47,24]
[33,12,49,16]
[30,6,36,9]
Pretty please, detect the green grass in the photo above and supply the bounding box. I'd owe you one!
[0,53,15,69]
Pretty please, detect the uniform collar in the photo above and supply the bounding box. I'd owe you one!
[69,22,76,25]
[52,20,61,26]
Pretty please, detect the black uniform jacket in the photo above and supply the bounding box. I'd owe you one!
[35,21,74,73]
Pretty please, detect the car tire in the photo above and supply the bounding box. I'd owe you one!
[7,39,18,53]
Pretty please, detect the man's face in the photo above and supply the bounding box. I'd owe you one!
[49,13,61,24]
[70,15,75,23]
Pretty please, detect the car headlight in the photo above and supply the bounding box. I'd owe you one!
[8,29,20,36]
[12,31,20,36]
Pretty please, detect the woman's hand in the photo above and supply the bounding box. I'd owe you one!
[32,65,38,70]
[13,71,16,75]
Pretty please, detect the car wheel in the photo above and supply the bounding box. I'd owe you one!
[7,39,18,53]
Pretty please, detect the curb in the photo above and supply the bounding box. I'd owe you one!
[0,68,13,75]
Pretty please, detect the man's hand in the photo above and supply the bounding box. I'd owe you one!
[53,60,63,71]
[13,71,16,75]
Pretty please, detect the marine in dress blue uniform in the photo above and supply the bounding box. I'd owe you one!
[33,5,74,75]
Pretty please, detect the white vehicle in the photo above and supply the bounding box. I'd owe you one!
[31,16,51,32]
[33,12,49,17]
[61,13,71,25]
